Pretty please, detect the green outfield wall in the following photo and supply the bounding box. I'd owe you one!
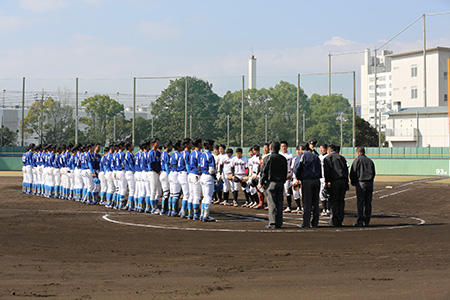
[1,147,449,176]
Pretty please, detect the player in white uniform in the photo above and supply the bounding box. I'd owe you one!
[242,148,254,207]
[247,146,261,208]
[212,145,224,205]
[280,141,294,213]
[219,148,234,206]
[319,143,330,216]
[229,148,248,207]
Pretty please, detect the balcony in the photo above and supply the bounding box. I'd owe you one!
[386,128,418,142]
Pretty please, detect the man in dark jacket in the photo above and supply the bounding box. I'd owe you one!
[323,144,349,227]
[259,141,287,229]
[350,147,376,227]
[293,143,322,228]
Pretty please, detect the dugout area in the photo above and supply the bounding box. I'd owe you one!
[0,175,449,299]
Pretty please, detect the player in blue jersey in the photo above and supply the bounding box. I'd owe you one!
[104,145,115,207]
[168,141,182,217]
[92,144,102,204]
[123,142,136,211]
[159,140,172,215]
[22,144,35,194]
[80,145,92,203]
[177,138,191,218]
[112,142,127,209]
[53,146,62,198]
[72,145,83,201]
[200,139,217,222]
[98,146,108,204]
[31,145,40,195]
[188,138,202,220]
[147,138,162,214]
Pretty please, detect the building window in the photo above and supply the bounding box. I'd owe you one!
[445,72,448,80]
[411,65,418,77]
[445,94,448,102]
[411,87,418,99]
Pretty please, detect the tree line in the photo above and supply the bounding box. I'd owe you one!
[17,76,380,148]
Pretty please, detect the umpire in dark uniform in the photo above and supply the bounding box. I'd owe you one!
[259,141,287,229]
[350,147,376,227]
[323,144,349,227]
[293,143,322,228]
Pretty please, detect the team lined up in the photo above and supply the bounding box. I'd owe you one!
[21,138,335,220]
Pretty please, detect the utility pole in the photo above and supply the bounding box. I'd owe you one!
[226,114,230,148]
[337,112,344,148]
[21,77,25,147]
[184,77,188,138]
[75,78,78,144]
[296,73,300,146]
[352,71,356,148]
[132,77,136,145]
[423,13,427,107]
[241,75,244,148]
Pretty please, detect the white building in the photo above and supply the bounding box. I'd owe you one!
[248,55,256,89]
[385,105,448,147]
[389,47,450,108]
[360,49,393,131]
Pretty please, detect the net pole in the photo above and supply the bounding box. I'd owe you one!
[241,75,244,148]
[75,77,78,144]
[353,71,356,148]
[184,78,188,138]
[132,77,136,145]
[447,59,450,160]
[21,77,25,147]
[296,73,300,146]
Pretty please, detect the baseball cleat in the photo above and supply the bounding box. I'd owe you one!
[202,216,216,222]
[283,207,291,213]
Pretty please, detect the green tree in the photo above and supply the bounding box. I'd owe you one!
[305,94,352,146]
[80,95,124,145]
[355,116,380,147]
[134,117,153,145]
[216,81,308,147]
[24,97,75,144]
[0,126,17,146]
[151,77,220,142]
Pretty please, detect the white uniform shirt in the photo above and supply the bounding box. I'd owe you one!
[230,156,248,176]
[249,155,261,178]
[281,151,294,175]
[319,153,328,180]
[222,155,234,175]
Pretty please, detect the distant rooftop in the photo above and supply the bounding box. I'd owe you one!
[387,47,450,58]
[386,106,448,116]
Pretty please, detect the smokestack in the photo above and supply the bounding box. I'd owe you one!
[248,55,256,89]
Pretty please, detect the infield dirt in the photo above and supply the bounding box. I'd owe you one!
[0,176,449,299]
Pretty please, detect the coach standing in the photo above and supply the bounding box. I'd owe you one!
[350,147,376,227]
[259,141,287,229]
[293,143,322,228]
[323,144,349,227]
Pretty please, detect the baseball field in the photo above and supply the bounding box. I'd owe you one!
[0,174,449,299]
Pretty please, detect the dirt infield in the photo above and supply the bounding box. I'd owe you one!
[0,176,449,299]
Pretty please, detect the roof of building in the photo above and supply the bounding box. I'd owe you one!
[386,106,448,116]
[387,47,450,58]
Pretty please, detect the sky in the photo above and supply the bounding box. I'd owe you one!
[0,0,449,106]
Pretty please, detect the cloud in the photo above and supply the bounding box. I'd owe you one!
[0,14,29,32]
[324,36,354,47]
[138,20,179,38]
[19,0,68,13]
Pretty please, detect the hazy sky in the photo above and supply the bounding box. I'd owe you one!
[1,0,449,104]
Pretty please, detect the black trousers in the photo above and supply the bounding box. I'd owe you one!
[301,179,320,227]
[329,179,347,227]
[356,181,373,225]
[266,181,284,228]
